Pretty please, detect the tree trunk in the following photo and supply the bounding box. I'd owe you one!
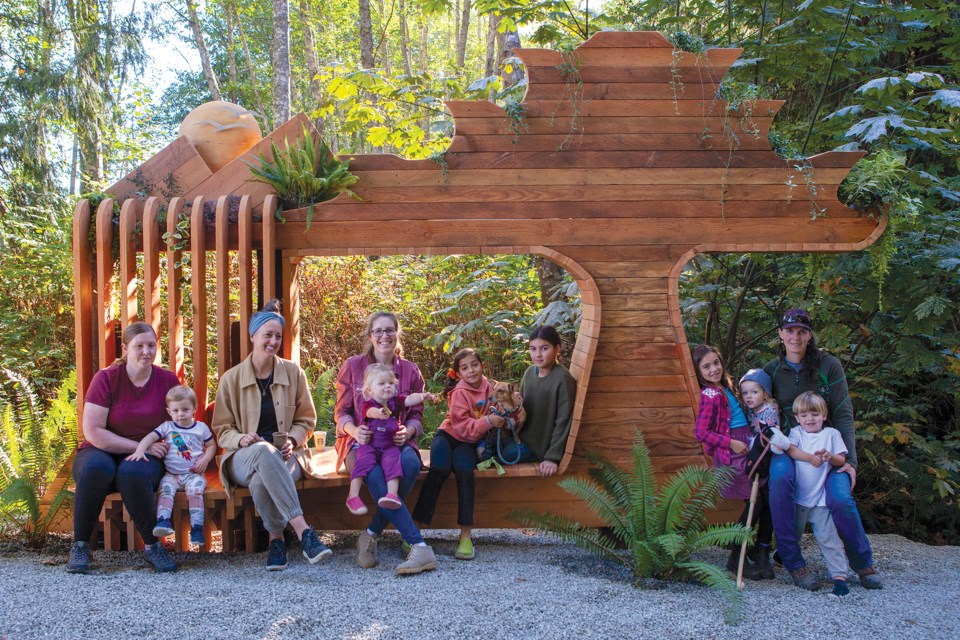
[419,13,428,72]
[187,0,222,101]
[485,14,498,77]
[359,0,375,68]
[299,0,324,119]
[235,6,268,125]
[375,0,391,74]
[226,5,238,92]
[456,0,470,69]
[499,26,523,89]
[534,256,566,309]
[399,0,412,75]
[272,0,291,124]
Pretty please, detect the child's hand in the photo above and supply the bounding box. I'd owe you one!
[730,440,749,455]
[807,452,823,468]
[487,414,506,429]
[376,407,391,419]
[192,456,211,474]
[125,450,148,462]
[423,392,437,404]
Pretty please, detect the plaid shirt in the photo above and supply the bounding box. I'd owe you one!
[694,385,732,466]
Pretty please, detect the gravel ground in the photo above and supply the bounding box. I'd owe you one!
[0,531,957,640]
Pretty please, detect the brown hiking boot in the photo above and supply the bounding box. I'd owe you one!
[790,566,820,591]
[356,530,378,569]
[396,544,438,575]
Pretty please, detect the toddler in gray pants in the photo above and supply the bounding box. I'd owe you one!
[770,391,851,597]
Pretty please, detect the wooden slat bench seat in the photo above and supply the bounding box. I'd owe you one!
[96,447,544,552]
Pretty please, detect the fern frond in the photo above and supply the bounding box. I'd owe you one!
[628,431,657,541]
[557,475,632,541]
[675,561,744,625]
[670,465,732,534]
[653,465,711,535]
[684,523,753,552]
[0,477,40,526]
[509,509,629,567]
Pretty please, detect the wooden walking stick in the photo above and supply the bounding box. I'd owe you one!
[737,475,761,590]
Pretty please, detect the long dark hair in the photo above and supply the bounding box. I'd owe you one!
[528,325,563,364]
[442,348,482,399]
[691,344,734,392]
[776,331,823,380]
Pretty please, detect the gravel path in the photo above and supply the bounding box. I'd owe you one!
[1,531,957,640]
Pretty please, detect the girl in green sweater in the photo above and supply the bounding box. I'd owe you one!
[503,325,577,476]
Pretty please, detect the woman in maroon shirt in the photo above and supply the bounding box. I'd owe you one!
[67,322,180,574]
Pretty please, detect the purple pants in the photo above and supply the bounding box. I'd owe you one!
[351,443,403,483]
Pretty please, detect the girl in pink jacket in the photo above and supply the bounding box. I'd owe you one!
[412,348,506,560]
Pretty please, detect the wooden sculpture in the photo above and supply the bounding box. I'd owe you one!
[68,32,884,549]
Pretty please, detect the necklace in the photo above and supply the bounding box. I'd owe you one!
[256,372,273,397]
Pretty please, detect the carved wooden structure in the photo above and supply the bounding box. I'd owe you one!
[68,32,884,550]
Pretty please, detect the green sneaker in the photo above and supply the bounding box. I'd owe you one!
[454,537,474,560]
[401,541,411,555]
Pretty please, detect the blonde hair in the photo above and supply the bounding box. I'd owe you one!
[361,312,404,360]
[166,385,198,409]
[362,363,397,400]
[793,391,828,416]
[740,380,778,408]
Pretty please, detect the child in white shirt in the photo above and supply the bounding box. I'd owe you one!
[770,391,850,596]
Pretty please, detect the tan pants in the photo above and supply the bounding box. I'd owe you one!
[227,441,303,536]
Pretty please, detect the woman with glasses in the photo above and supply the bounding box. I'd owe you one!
[334,312,438,575]
[762,308,883,592]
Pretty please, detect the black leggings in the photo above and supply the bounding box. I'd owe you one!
[73,446,164,545]
[412,431,478,527]
[737,483,773,546]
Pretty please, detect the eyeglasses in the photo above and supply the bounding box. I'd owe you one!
[371,328,397,337]
[782,313,812,326]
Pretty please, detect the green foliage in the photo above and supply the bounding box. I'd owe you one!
[0,369,77,548]
[511,432,749,625]
[248,127,359,227]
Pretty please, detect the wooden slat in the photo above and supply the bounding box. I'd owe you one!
[281,258,299,363]
[519,43,742,68]
[190,196,208,411]
[142,197,162,338]
[118,199,138,329]
[238,195,253,361]
[522,81,722,101]
[448,132,776,153]
[262,194,277,301]
[107,136,213,203]
[95,198,116,369]
[166,198,185,381]
[72,201,94,436]
[215,196,231,376]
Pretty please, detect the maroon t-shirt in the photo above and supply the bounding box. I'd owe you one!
[80,364,181,449]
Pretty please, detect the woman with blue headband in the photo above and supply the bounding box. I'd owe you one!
[212,299,332,570]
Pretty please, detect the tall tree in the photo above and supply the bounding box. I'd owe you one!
[359,0,375,68]
[272,0,291,123]
[187,0,222,101]
[456,0,471,69]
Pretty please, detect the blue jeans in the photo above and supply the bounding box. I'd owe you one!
[768,454,874,572]
[73,445,164,545]
[496,440,536,464]
[361,444,424,545]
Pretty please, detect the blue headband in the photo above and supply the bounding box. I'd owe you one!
[248,311,285,337]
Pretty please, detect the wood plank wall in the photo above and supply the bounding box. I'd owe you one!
[70,31,884,531]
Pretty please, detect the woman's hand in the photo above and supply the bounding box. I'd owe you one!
[356,424,372,445]
[280,438,294,461]
[393,424,411,446]
[730,439,749,455]
[146,441,169,459]
[838,462,857,491]
[239,433,261,448]
[539,460,558,477]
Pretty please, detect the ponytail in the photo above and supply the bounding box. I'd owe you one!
[112,322,157,367]
[442,348,480,399]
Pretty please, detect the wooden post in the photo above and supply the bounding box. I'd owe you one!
[118,198,139,329]
[166,197,185,381]
[190,196,208,412]
[215,195,231,376]
[142,197,162,340]
[95,198,116,369]
[72,199,94,434]
[238,195,253,360]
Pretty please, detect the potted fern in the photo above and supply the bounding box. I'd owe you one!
[511,431,750,624]
[248,127,358,229]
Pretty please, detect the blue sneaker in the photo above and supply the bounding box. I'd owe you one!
[152,517,174,538]
[66,541,91,574]
[831,579,850,597]
[189,525,205,546]
[266,539,287,571]
[300,528,332,564]
[144,541,177,573]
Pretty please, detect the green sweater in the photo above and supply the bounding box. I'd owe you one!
[520,364,577,463]
[763,352,858,467]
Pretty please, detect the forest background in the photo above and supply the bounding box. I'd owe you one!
[0,0,957,545]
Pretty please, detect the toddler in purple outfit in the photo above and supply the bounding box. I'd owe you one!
[345,364,435,515]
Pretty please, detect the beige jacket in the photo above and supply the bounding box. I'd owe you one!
[212,355,321,496]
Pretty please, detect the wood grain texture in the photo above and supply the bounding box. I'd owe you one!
[94,199,116,370]
[142,198,162,337]
[166,198,185,381]
[71,32,884,545]
[190,196,208,410]
[72,201,94,436]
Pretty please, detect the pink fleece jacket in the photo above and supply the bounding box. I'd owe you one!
[440,376,494,444]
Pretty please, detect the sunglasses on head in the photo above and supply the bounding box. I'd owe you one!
[783,312,811,325]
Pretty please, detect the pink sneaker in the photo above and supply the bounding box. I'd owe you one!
[377,493,403,509]
[346,496,368,515]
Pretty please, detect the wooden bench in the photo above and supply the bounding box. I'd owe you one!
[96,447,543,552]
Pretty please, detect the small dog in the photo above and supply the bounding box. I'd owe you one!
[477,381,525,461]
